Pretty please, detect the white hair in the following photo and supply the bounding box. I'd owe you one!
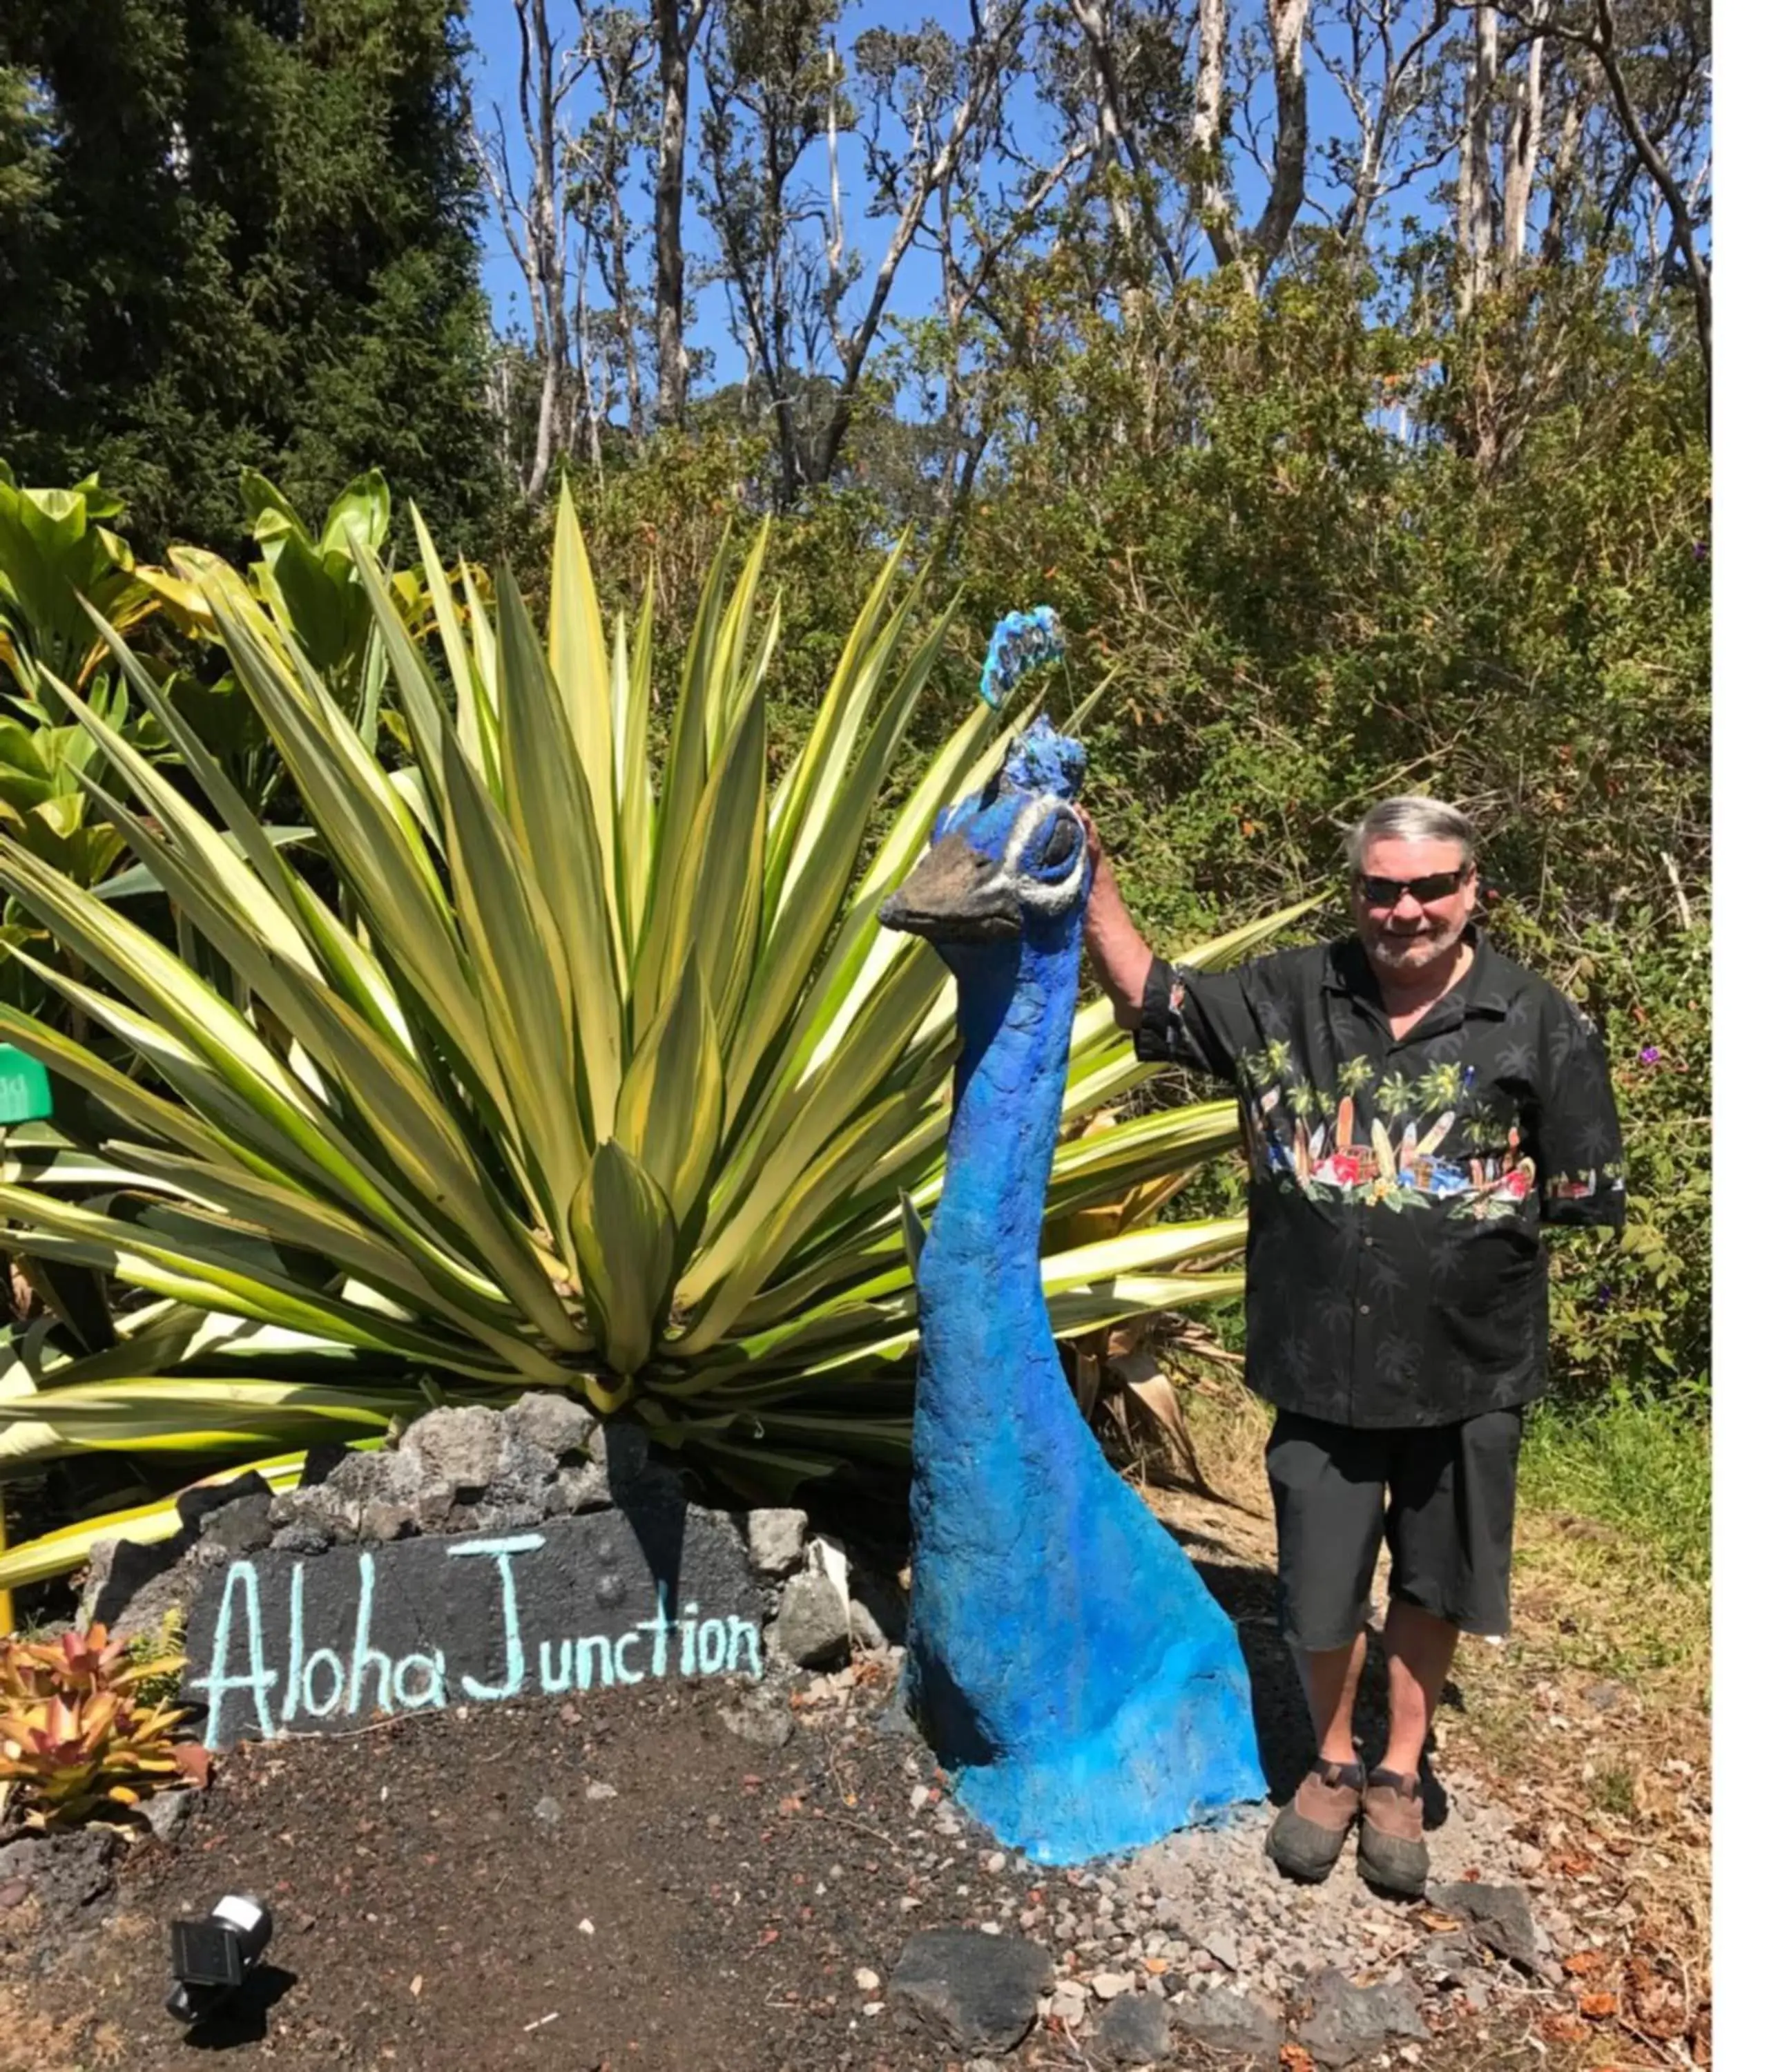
[1342,795,1476,872]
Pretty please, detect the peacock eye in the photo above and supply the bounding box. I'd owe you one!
[1033,812,1080,879]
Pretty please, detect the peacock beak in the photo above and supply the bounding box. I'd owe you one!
[879,829,1021,942]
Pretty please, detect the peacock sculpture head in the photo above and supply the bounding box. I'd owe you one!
[879,716,1090,954]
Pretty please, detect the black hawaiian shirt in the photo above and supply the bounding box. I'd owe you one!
[1135,930,1626,1430]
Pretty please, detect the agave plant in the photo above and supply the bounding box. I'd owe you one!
[0,492,1306,1588]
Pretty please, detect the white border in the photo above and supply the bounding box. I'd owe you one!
[1712,2,1757,2061]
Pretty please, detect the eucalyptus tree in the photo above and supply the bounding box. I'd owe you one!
[1480,0,1710,387]
[655,0,715,424]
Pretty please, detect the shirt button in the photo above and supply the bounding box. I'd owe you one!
[1363,1236,1373,1249]
[1358,1303,1371,1315]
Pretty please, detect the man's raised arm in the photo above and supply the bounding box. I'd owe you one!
[1079,809,1157,1031]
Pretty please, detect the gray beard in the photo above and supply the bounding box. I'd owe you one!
[1365,924,1460,973]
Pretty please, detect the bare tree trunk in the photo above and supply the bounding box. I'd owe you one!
[474,0,586,502]
[527,298,559,497]
[1070,0,1182,286]
[1502,0,1546,269]
[1583,0,1710,398]
[1248,0,1311,270]
[822,36,844,316]
[655,0,710,427]
[1322,0,1454,244]
[526,0,570,499]
[1497,0,1710,401]
[810,1,1033,486]
[1539,50,1587,265]
[1456,4,1499,314]
[1190,0,1241,269]
[1190,0,1313,287]
[1471,4,1498,291]
[610,185,646,430]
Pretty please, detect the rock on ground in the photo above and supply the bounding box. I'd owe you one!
[771,1569,850,1669]
[400,1404,504,1497]
[1426,1879,1540,1968]
[0,1828,118,1925]
[1173,1985,1286,2054]
[887,1928,1054,2053]
[1298,1967,1430,2066]
[746,1508,808,1577]
[1095,1991,1171,2064]
[503,1390,597,1459]
[1050,1979,1089,2028]
[142,1790,199,1844]
[198,1491,275,1555]
[718,1689,795,1749]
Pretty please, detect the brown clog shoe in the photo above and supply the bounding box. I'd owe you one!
[1357,1766,1429,1895]
[1266,1757,1365,1883]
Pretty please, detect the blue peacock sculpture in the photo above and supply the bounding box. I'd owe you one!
[878,716,1264,1864]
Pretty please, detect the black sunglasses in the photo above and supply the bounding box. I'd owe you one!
[1355,866,1471,908]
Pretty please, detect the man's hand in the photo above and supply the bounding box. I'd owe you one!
[1074,803,1104,873]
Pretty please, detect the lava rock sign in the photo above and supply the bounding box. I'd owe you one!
[183,1507,766,1749]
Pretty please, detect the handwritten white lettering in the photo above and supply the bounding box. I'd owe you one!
[191,1560,280,1746]
[445,1534,545,1702]
[280,1562,306,1726]
[393,1650,445,1709]
[348,1551,393,1716]
[575,1634,613,1688]
[188,1528,762,1746]
[301,1647,345,1717]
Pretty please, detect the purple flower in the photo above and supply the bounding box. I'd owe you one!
[1638,1044,1662,1066]
[1693,541,1708,559]
[1595,1283,1614,1309]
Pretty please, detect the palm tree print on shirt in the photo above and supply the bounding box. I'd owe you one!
[1373,1071,1413,1121]
[1261,1037,1294,1084]
[1418,1062,1462,1114]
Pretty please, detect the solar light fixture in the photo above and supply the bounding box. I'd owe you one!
[165,1894,273,2024]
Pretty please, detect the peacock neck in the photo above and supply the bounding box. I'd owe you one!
[922,920,1081,1321]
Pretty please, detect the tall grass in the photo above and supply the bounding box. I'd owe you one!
[1521,1390,1712,1588]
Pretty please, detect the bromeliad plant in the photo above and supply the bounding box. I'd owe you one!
[0,492,1305,1588]
[0,1621,190,1826]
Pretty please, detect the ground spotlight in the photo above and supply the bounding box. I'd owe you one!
[165,1894,273,2025]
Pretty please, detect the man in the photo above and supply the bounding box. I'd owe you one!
[1081,796,1625,1896]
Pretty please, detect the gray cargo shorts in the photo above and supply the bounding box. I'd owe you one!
[1264,1406,1525,1652]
